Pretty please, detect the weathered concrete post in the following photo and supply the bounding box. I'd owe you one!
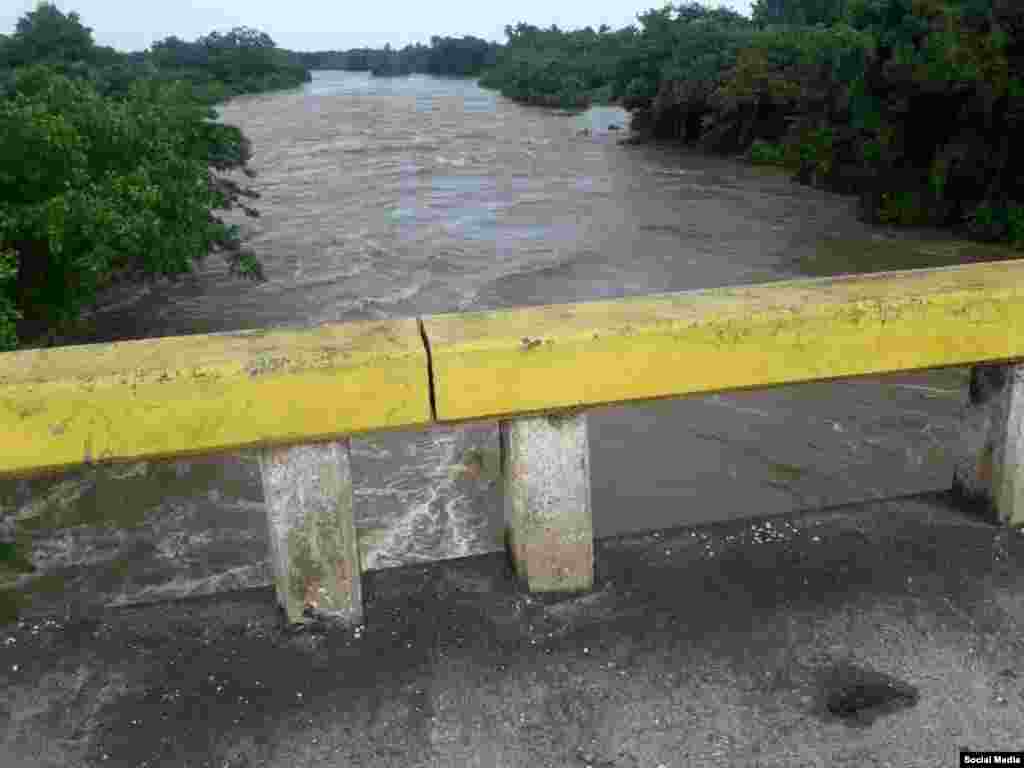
[259,439,362,625]
[953,363,1024,526]
[500,410,594,592]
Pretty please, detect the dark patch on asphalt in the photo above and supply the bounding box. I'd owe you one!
[821,661,920,725]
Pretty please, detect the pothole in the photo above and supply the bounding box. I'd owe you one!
[820,661,920,725]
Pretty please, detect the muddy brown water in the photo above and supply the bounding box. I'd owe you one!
[2,70,1019,619]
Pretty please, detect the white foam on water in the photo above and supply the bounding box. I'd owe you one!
[435,155,468,167]
[351,444,393,461]
[359,430,484,570]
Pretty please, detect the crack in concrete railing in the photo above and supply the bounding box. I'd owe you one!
[417,317,438,422]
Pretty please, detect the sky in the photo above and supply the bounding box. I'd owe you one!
[1,0,754,53]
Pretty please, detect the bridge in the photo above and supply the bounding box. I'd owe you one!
[2,259,1022,625]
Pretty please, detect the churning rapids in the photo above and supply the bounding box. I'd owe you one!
[4,71,1007,616]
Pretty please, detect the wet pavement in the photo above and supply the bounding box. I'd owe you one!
[4,491,1024,767]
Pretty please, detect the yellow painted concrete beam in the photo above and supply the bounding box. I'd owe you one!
[0,320,431,478]
[6,260,1024,479]
[423,260,1024,423]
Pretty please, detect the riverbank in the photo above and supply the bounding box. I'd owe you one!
[479,4,1024,256]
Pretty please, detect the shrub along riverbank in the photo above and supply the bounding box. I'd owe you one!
[0,5,313,350]
[479,0,1024,251]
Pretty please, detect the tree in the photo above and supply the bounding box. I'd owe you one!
[752,0,850,27]
[6,3,96,68]
[0,6,319,348]
[145,26,310,101]
[199,27,277,50]
[0,67,262,348]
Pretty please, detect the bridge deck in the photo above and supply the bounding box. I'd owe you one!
[3,492,1020,766]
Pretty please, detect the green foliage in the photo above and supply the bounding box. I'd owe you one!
[928,151,948,199]
[787,123,837,175]
[4,3,96,69]
[479,21,644,107]
[752,0,853,26]
[148,27,310,102]
[657,15,756,86]
[878,189,929,224]
[967,202,1024,246]
[0,5,284,349]
[0,248,21,350]
[747,139,789,165]
[0,67,254,344]
[1008,205,1024,250]
[860,137,883,164]
[715,23,873,118]
[477,5,755,110]
[425,36,500,76]
[614,0,1022,252]
[588,83,615,104]
[847,74,881,131]
[965,200,1002,240]
[843,0,1011,95]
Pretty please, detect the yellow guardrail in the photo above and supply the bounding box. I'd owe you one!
[425,260,1024,422]
[2,259,1024,478]
[5,258,1024,625]
[0,319,432,478]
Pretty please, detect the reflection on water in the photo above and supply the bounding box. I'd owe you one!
[1,70,1001,619]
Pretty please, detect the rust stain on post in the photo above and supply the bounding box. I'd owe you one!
[502,412,594,592]
[977,443,994,488]
[516,528,594,589]
[303,576,323,611]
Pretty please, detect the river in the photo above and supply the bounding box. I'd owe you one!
[3,70,1016,619]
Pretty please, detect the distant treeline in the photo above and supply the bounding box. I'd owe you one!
[297,36,501,77]
[0,17,311,105]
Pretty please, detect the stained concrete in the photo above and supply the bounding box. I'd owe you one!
[4,492,1024,767]
[259,440,361,626]
[954,363,1024,526]
[502,413,594,592]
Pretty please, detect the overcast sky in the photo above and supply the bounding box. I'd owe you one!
[2,0,754,53]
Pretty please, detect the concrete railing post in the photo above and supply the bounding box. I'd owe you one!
[953,363,1024,526]
[500,410,594,592]
[259,439,362,626]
